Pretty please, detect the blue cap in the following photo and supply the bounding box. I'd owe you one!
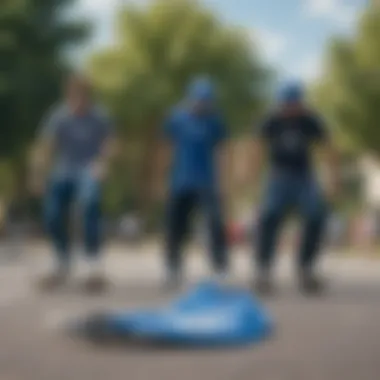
[277,82,304,104]
[187,77,215,102]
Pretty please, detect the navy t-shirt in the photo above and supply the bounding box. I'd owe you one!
[164,107,227,193]
[257,111,328,174]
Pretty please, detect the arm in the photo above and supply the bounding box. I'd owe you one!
[91,109,118,180]
[92,135,118,179]
[30,138,54,176]
[28,108,59,194]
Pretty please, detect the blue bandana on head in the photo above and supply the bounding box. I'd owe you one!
[277,82,304,104]
[187,77,215,102]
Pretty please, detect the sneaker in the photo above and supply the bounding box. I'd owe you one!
[82,274,108,294]
[298,271,326,295]
[37,270,68,292]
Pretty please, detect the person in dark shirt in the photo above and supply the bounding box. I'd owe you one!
[250,82,339,294]
[160,77,230,290]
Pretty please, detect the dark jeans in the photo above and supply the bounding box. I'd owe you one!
[256,172,328,273]
[43,173,102,267]
[165,190,228,274]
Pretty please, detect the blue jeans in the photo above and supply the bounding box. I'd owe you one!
[43,173,102,267]
[256,172,328,272]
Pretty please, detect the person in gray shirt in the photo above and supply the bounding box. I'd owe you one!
[30,74,115,292]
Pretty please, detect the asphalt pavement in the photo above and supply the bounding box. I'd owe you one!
[0,244,379,380]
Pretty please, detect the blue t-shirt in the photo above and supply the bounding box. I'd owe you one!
[164,108,228,193]
[39,103,113,178]
[257,110,328,175]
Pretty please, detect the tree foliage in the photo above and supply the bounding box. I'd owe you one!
[88,0,271,214]
[314,7,380,156]
[0,0,89,160]
[89,0,271,135]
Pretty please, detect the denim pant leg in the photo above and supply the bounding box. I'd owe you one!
[201,190,228,273]
[43,177,75,267]
[77,174,102,258]
[256,174,295,271]
[164,191,197,274]
[296,178,328,271]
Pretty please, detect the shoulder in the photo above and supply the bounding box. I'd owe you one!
[165,106,189,126]
[41,103,69,131]
[39,103,68,137]
[170,106,187,120]
[47,103,69,121]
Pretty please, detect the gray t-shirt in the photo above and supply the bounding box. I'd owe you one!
[40,103,113,177]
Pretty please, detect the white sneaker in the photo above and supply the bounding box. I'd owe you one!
[37,266,69,291]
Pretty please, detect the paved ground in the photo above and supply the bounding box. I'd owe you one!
[0,244,380,380]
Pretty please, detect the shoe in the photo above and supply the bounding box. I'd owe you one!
[82,274,108,294]
[298,271,326,295]
[253,270,275,296]
[37,270,68,292]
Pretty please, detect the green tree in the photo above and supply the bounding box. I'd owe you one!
[0,0,89,202]
[315,6,380,156]
[88,0,271,216]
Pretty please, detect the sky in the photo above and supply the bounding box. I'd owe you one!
[72,0,368,82]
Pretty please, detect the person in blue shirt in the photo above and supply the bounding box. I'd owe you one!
[30,74,116,292]
[248,82,339,295]
[161,77,230,289]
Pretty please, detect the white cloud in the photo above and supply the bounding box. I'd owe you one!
[75,0,154,45]
[67,0,119,68]
[77,0,152,15]
[303,0,358,30]
[75,0,119,44]
[249,27,289,63]
[306,0,337,16]
[287,53,323,83]
[298,55,322,81]
[77,0,119,14]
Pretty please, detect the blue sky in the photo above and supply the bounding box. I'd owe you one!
[73,0,367,82]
